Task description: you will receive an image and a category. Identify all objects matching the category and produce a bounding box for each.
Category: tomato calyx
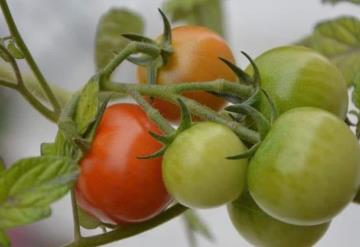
[124,9,173,87]
[138,98,192,159]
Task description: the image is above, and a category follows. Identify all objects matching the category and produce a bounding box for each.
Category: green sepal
[261,88,278,123]
[242,51,260,85]
[218,57,252,84]
[158,9,172,50]
[139,98,192,160]
[77,206,102,230]
[127,54,154,66]
[122,33,156,45]
[227,142,260,160]
[177,98,192,132]
[226,104,270,139]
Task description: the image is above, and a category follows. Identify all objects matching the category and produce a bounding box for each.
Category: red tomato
[137,25,236,122]
[76,103,171,224]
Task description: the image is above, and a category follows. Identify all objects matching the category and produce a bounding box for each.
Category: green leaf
[41,131,77,158]
[164,0,224,36]
[0,158,5,174]
[183,210,214,247]
[352,73,360,108]
[0,156,78,229]
[322,0,360,5]
[95,8,144,70]
[7,40,24,60]
[75,78,99,135]
[297,16,360,86]
[0,230,10,247]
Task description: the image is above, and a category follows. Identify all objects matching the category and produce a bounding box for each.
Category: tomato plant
[246,46,348,118]
[76,103,171,224]
[228,192,330,247]
[248,107,360,226]
[162,122,248,208]
[137,25,237,122]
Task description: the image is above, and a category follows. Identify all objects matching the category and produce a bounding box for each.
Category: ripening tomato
[162,122,248,208]
[76,103,171,224]
[137,26,236,122]
[228,192,330,247]
[248,107,360,226]
[246,46,348,118]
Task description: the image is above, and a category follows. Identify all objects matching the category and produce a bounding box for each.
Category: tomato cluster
[76,25,360,247]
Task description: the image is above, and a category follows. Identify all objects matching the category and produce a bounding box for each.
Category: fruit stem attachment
[102,81,260,144]
[62,204,188,247]
[0,0,61,114]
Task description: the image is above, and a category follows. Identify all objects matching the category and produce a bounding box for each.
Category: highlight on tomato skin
[75,103,172,225]
[137,25,237,122]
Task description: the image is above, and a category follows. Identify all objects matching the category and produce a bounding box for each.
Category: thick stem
[102,82,260,144]
[63,204,188,247]
[125,87,174,135]
[0,0,61,113]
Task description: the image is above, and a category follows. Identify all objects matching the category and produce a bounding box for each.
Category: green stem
[63,204,188,247]
[71,190,82,241]
[99,42,160,81]
[0,45,58,122]
[125,87,174,135]
[0,0,61,113]
[102,82,260,144]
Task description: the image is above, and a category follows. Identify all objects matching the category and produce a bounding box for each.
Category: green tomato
[248,107,360,226]
[162,122,248,208]
[246,46,348,118]
[228,192,330,247]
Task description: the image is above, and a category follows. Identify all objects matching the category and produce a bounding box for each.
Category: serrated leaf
[183,210,214,247]
[7,40,24,59]
[322,0,360,4]
[297,16,360,86]
[75,78,99,135]
[164,0,224,35]
[78,206,102,230]
[95,8,144,70]
[352,74,360,108]
[0,156,78,229]
[0,230,10,247]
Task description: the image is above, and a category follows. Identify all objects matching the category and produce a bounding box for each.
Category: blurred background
[0,0,360,246]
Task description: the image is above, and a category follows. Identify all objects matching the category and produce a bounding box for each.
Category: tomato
[246,46,348,118]
[76,103,171,224]
[137,26,236,122]
[162,122,248,208]
[248,107,360,226]
[228,191,330,247]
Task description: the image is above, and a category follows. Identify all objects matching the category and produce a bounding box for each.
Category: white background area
[1,0,360,246]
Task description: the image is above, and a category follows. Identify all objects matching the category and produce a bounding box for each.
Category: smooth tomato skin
[228,192,330,247]
[162,122,248,208]
[137,26,237,122]
[246,46,348,118]
[76,103,171,224]
[248,107,360,226]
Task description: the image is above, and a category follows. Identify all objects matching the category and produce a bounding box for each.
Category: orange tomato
[137,26,236,122]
